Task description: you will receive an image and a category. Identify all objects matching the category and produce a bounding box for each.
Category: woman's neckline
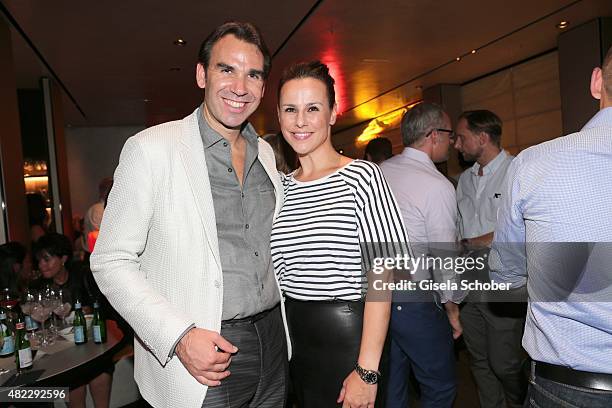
[290,159,357,185]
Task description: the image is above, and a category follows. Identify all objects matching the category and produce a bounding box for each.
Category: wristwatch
[354,363,381,384]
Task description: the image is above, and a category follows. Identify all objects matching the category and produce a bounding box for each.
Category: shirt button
[396,305,402,311]
[228,168,233,173]
[241,192,245,198]
[254,251,259,257]
[223,142,228,147]
[245,224,250,229]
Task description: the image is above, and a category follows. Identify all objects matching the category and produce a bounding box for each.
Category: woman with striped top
[271,61,409,408]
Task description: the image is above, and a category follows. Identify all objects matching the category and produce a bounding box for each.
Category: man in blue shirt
[490,46,612,407]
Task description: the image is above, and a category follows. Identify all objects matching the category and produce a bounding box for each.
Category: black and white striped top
[271,160,409,301]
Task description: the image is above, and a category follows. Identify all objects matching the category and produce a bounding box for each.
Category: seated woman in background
[0,242,32,294]
[32,233,113,408]
[271,61,409,408]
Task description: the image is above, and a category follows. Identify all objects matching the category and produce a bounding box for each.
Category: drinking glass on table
[31,293,53,348]
[20,289,39,335]
[42,287,59,345]
[53,288,71,329]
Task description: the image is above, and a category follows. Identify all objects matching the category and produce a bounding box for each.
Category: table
[0,320,124,387]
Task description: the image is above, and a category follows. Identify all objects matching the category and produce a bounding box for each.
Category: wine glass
[20,289,38,343]
[31,293,52,348]
[42,288,58,345]
[53,289,72,329]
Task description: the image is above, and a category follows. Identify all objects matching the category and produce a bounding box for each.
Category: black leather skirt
[285,298,387,408]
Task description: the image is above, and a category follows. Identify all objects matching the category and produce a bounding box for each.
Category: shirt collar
[399,147,437,170]
[582,107,612,130]
[470,150,507,176]
[196,104,259,150]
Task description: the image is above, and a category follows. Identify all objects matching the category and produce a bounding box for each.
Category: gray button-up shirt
[197,106,279,320]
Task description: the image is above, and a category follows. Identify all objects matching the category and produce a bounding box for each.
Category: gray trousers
[202,306,288,408]
[460,302,527,408]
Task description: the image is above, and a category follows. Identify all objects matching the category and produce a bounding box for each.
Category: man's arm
[489,158,527,288]
[426,182,467,303]
[91,136,195,363]
[426,181,465,338]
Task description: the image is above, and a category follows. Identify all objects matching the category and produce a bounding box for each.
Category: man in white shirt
[381,102,463,408]
[490,46,612,407]
[454,110,526,408]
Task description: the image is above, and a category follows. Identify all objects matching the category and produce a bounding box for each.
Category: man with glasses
[454,110,526,408]
[381,102,464,408]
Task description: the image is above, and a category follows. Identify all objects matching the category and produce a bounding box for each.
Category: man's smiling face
[196,34,265,134]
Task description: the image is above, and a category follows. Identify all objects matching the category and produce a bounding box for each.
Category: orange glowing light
[355,102,420,146]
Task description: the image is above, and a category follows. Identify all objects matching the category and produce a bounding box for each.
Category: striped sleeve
[343,162,412,269]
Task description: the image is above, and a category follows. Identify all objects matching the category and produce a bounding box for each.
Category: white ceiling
[3,0,612,136]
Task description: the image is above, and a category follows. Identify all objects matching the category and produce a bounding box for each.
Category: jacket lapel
[179,110,221,269]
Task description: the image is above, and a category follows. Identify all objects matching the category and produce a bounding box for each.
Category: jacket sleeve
[90,136,194,365]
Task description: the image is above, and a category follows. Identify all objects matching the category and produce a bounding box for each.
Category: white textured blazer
[91,108,291,408]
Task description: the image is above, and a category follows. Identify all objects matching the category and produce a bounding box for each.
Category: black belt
[534,361,612,392]
[221,304,278,327]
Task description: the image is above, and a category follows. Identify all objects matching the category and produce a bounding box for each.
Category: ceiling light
[456,57,461,61]
[173,38,187,46]
[143,99,151,103]
[471,49,477,54]
[415,85,423,90]
[556,21,570,30]
[361,58,390,64]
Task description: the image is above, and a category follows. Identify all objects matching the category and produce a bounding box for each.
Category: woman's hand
[337,370,377,408]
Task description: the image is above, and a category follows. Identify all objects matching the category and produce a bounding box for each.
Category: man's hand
[444,302,462,339]
[175,328,238,386]
[337,370,377,408]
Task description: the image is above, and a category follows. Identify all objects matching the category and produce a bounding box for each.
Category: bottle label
[18,347,32,368]
[0,335,14,355]
[93,326,102,342]
[74,326,85,343]
[25,316,39,331]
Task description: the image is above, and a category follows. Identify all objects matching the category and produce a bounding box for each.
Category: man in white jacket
[91,21,290,407]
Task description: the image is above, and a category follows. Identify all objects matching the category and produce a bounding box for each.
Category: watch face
[364,371,379,384]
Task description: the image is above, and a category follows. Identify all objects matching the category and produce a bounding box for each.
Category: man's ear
[196,63,207,89]
[479,131,489,146]
[591,67,603,100]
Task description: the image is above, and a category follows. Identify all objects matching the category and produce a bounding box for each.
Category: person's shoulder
[129,119,183,147]
[341,160,383,183]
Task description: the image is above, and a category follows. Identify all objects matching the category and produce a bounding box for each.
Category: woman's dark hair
[33,233,72,262]
[198,21,271,79]
[278,60,336,109]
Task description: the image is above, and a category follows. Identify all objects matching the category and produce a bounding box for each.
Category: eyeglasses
[426,128,454,138]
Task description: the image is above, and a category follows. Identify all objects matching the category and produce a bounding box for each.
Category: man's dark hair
[458,110,503,147]
[401,102,446,147]
[33,233,72,262]
[198,21,271,79]
[364,138,393,164]
[278,60,336,109]
[603,45,612,99]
